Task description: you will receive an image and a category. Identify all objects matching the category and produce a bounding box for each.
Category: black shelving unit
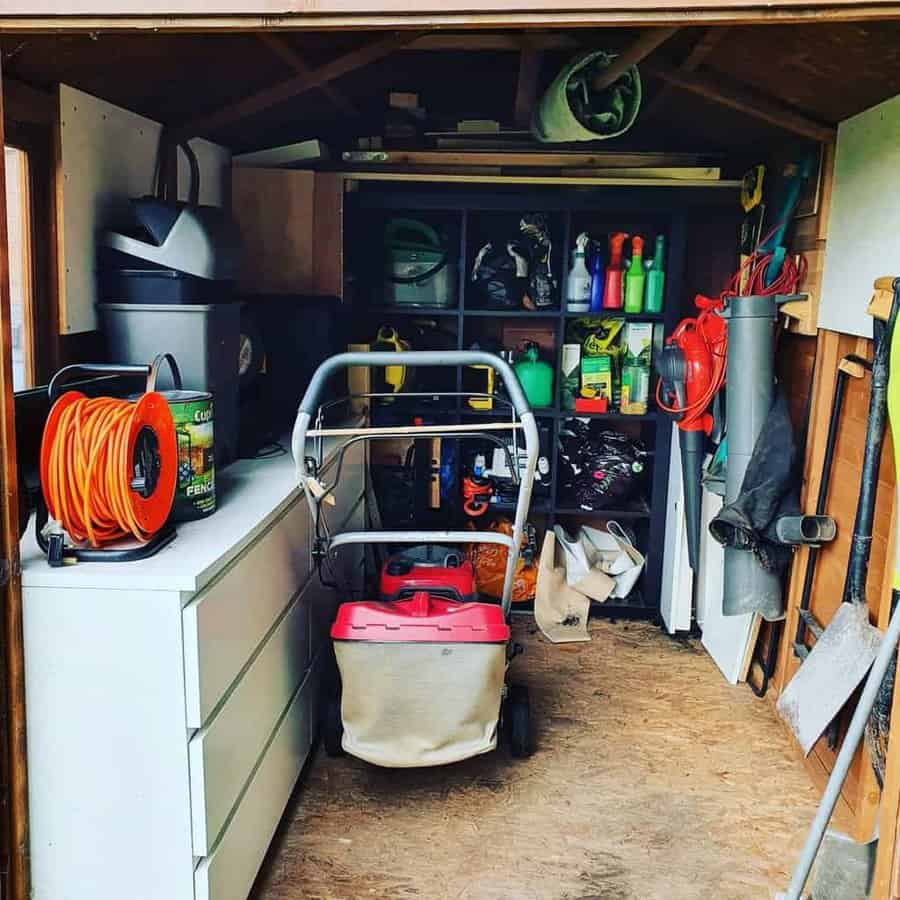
[346,183,730,618]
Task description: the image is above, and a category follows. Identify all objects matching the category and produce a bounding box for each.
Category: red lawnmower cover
[332,591,509,643]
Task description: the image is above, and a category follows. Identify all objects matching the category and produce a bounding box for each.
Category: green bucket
[532,50,642,143]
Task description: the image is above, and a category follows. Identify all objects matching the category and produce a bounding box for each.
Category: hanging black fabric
[709,388,800,573]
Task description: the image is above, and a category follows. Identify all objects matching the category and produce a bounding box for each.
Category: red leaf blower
[656,295,727,570]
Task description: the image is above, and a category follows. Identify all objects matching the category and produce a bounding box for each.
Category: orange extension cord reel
[37,358,179,564]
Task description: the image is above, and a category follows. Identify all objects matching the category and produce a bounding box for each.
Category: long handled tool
[777,291,900,753]
[778,278,900,899]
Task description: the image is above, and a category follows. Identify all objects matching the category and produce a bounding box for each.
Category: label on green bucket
[166,392,215,520]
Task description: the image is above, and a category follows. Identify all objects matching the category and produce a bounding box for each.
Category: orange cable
[42,395,166,547]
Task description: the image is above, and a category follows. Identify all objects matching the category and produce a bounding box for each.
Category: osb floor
[252,619,829,900]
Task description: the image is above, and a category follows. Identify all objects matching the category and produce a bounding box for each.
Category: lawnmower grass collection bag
[333,593,509,767]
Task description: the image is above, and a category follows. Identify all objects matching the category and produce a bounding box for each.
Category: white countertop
[20,437,335,594]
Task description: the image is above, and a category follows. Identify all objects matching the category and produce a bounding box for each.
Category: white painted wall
[58,84,231,334]
[819,92,900,339]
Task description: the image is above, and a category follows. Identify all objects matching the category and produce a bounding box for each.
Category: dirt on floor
[252,618,834,900]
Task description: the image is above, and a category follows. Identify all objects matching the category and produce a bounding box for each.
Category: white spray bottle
[566,232,592,313]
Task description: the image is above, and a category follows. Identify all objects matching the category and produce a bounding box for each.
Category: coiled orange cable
[41,392,177,547]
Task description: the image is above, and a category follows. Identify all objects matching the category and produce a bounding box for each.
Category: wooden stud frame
[0,57,29,900]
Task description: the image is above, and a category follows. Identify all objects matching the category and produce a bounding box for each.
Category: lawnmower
[292,350,539,767]
[379,545,477,602]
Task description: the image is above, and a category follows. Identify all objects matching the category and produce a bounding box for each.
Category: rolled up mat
[532,50,641,143]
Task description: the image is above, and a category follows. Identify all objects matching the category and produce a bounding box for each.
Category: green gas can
[513,342,554,409]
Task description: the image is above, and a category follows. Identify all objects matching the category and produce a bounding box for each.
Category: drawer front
[189,583,311,855]
[194,653,322,900]
[183,499,310,728]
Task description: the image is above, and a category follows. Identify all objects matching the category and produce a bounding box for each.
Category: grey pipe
[779,587,900,900]
[775,515,837,546]
[722,295,784,620]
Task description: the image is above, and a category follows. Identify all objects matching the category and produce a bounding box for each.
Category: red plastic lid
[332,592,510,643]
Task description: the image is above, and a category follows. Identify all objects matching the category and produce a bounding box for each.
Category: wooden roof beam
[256,33,358,117]
[176,30,421,140]
[591,26,679,92]
[513,39,543,129]
[642,26,730,120]
[644,62,837,143]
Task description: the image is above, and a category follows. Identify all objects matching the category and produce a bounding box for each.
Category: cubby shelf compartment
[346,182,726,620]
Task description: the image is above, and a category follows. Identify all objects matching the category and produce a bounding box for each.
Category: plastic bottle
[589,242,605,312]
[645,234,666,314]
[566,232,592,313]
[513,342,554,408]
[602,232,628,310]
[624,235,645,314]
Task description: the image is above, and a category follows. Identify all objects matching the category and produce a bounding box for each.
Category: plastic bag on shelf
[557,421,648,510]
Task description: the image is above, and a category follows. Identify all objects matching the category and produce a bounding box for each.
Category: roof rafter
[256,33,358,117]
[644,61,837,142]
[176,30,422,139]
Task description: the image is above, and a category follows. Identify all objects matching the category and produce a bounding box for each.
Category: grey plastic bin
[98,302,239,465]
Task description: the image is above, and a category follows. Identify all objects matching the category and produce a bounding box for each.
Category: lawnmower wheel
[322,695,344,757]
[506,684,533,759]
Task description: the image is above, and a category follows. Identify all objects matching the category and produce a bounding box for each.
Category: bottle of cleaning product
[589,242,605,312]
[624,235,645,314]
[602,232,628,310]
[645,234,666,314]
[566,232,592,313]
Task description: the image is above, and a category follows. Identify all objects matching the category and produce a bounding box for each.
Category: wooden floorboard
[252,619,847,900]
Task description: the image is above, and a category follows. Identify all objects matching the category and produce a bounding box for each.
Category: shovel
[777,287,900,754]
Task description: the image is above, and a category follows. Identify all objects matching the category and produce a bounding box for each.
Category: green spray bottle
[624,235,645,314]
[645,235,666,314]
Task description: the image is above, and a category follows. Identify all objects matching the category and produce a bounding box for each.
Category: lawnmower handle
[297,350,532,419]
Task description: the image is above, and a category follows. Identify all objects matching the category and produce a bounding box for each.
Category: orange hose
[42,394,173,547]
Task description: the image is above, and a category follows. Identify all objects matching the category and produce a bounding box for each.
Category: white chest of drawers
[20,442,363,900]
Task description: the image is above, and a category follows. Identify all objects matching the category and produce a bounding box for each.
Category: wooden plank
[339,170,742,189]
[817,141,837,244]
[342,150,716,168]
[256,33,357,116]
[6,0,900,19]
[513,42,543,130]
[774,329,840,698]
[0,57,29,900]
[644,62,837,143]
[232,168,315,294]
[178,31,420,139]
[591,27,679,92]
[7,6,900,31]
